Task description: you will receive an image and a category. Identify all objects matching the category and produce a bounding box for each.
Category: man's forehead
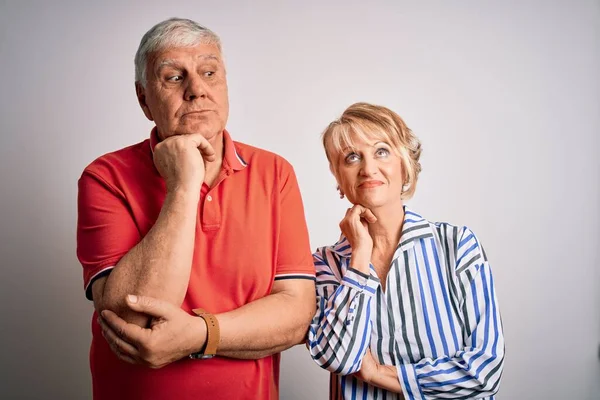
[157,54,220,66]
[151,45,223,65]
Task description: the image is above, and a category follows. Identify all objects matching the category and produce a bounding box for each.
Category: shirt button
[206,195,212,202]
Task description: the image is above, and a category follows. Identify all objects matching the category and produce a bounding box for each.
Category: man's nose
[184,74,207,101]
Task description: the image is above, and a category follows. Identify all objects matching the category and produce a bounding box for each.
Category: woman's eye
[345,153,360,163]
[375,148,390,157]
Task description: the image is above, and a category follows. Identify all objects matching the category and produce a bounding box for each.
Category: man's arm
[98,278,315,366]
[215,278,315,359]
[81,133,214,327]
[91,187,200,327]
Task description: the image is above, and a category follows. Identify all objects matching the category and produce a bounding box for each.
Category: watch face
[189,353,215,360]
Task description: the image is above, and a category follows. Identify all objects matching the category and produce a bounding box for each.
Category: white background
[1,1,599,399]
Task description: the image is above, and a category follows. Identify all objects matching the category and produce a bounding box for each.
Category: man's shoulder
[81,139,151,181]
[82,139,153,182]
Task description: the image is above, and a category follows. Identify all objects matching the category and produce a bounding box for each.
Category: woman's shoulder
[407,208,488,271]
[313,234,350,263]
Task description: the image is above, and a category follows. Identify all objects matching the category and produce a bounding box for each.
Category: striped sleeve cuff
[397,363,425,400]
[274,273,316,281]
[341,267,380,296]
[84,266,115,301]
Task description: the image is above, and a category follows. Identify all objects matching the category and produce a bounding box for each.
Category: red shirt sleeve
[76,168,141,299]
[274,161,315,280]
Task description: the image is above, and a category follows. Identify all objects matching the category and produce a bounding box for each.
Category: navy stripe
[308,208,504,399]
[274,275,316,281]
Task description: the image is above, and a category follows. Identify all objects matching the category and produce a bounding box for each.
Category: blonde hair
[322,102,422,199]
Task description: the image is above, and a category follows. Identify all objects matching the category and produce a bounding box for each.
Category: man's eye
[375,148,390,157]
[167,75,183,82]
[345,153,360,163]
[204,71,215,77]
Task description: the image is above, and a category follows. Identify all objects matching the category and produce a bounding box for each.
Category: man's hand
[98,295,207,369]
[340,204,377,273]
[153,133,216,192]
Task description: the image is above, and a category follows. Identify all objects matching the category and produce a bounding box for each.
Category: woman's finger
[360,208,377,223]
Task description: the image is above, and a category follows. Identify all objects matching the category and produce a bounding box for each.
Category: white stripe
[308,208,504,399]
[274,273,315,279]
[234,148,247,166]
[84,265,115,294]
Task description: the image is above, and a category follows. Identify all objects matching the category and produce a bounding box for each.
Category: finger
[100,309,147,344]
[116,353,138,365]
[110,341,138,365]
[125,294,176,320]
[186,133,216,161]
[349,205,367,219]
[98,317,140,358]
[360,209,377,223]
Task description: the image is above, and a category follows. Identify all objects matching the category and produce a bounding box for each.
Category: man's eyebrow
[156,59,180,71]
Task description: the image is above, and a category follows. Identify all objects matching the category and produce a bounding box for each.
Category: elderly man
[76,18,316,399]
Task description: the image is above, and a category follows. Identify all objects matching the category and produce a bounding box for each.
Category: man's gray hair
[134,18,222,86]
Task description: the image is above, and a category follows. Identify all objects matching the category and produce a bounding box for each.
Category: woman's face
[329,133,405,210]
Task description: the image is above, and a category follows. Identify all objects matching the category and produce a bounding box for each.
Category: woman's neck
[368,200,405,252]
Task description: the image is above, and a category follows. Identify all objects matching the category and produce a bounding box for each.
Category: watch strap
[189,308,220,359]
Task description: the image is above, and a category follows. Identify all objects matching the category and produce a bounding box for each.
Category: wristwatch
[189,308,220,359]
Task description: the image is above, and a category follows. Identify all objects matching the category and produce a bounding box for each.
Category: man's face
[136,43,229,141]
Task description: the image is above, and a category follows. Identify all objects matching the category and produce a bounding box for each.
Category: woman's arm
[307,246,380,375]
[353,350,404,395]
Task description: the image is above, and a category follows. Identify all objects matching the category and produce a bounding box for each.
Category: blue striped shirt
[308,208,504,399]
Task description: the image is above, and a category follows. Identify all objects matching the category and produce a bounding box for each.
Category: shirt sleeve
[307,245,381,375]
[273,161,315,281]
[77,168,141,300]
[397,227,505,399]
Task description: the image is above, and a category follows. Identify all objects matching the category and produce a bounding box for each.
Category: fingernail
[127,294,138,304]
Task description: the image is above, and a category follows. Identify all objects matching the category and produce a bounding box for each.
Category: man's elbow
[284,298,315,347]
[92,278,149,327]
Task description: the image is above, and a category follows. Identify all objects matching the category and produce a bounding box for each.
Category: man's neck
[204,132,225,187]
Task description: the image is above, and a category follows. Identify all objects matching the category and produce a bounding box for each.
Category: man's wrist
[167,183,201,198]
[189,314,208,355]
[188,309,220,359]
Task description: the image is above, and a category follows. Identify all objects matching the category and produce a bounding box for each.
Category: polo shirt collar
[330,206,434,258]
[149,127,248,171]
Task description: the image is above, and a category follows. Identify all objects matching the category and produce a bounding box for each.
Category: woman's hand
[353,350,404,395]
[353,349,379,384]
[339,205,376,273]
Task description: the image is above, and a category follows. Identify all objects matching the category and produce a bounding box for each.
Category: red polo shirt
[77,128,315,400]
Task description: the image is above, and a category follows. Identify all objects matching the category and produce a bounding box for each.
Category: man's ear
[136,82,154,121]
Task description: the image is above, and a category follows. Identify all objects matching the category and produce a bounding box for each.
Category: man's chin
[161,125,223,140]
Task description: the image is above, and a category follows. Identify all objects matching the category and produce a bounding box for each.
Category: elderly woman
[308,103,504,399]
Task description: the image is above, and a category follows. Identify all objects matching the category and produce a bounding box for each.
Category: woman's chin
[352,196,385,209]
